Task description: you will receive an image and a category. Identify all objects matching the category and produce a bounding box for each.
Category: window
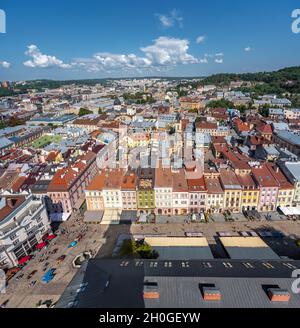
[9,233,17,240]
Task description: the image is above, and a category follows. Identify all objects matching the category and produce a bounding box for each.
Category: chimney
[143,281,160,300]
[268,288,290,303]
[202,286,222,301]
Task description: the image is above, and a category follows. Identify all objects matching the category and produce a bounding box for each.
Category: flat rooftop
[219,237,280,260]
[145,237,214,260]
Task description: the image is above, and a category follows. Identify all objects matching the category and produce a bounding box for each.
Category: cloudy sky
[0,0,300,80]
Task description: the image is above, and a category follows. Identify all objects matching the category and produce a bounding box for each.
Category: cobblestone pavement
[1,217,300,308]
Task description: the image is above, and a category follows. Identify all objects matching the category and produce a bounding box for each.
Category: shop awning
[47,234,56,241]
[36,242,47,249]
[279,207,300,216]
[18,256,31,264]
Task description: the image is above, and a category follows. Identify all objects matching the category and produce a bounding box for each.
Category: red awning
[18,256,31,264]
[36,242,47,249]
[47,234,56,241]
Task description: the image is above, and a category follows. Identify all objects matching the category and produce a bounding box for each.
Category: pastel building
[219,169,242,213]
[187,176,207,214]
[251,165,279,212]
[154,167,173,215]
[237,174,259,211]
[278,161,300,206]
[205,177,224,213]
[102,170,125,210]
[47,151,98,220]
[121,171,138,211]
[172,169,189,215]
[267,163,294,208]
[137,168,155,214]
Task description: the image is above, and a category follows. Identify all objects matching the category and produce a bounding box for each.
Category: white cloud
[156,9,183,28]
[196,35,206,44]
[73,37,198,73]
[23,45,72,69]
[141,37,198,66]
[215,52,224,57]
[215,58,224,64]
[244,46,253,52]
[199,58,208,64]
[0,61,11,69]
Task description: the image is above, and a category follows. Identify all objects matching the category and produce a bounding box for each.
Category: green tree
[78,108,93,116]
[206,99,234,109]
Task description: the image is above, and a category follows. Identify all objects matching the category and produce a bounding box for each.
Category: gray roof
[285,162,300,180]
[222,246,280,260]
[0,137,14,149]
[56,259,300,308]
[152,246,214,260]
[276,130,300,147]
[269,108,284,115]
[263,145,280,157]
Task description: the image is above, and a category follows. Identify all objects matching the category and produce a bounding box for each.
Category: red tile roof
[266,163,294,189]
[48,152,96,192]
[187,176,207,192]
[251,164,279,188]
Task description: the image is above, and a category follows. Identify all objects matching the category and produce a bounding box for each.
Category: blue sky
[0,0,300,80]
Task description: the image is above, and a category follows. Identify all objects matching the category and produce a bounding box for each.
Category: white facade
[154,187,173,215]
[121,190,137,210]
[0,193,51,269]
[189,192,206,213]
[172,192,189,215]
[103,189,123,209]
[207,193,224,213]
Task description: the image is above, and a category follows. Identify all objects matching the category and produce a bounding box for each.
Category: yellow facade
[240,189,259,211]
[277,188,295,208]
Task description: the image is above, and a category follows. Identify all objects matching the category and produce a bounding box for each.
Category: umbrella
[36,242,47,249]
[18,256,31,264]
[47,234,56,241]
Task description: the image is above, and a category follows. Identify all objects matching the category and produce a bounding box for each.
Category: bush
[120,240,159,259]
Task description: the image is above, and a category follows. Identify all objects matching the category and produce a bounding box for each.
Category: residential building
[47,151,98,220]
[137,168,155,214]
[85,172,105,211]
[180,97,202,111]
[187,176,207,214]
[205,177,224,213]
[121,171,137,211]
[0,193,51,269]
[278,161,300,206]
[273,130,300,157]
[102,169,125,210]
[267,163,294,208]
[154,167,173,215]
[237,174,259,211]
[284,108,300,120]
[219,169,242,213]
[251,165,279,212]
[172,169,189,215]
